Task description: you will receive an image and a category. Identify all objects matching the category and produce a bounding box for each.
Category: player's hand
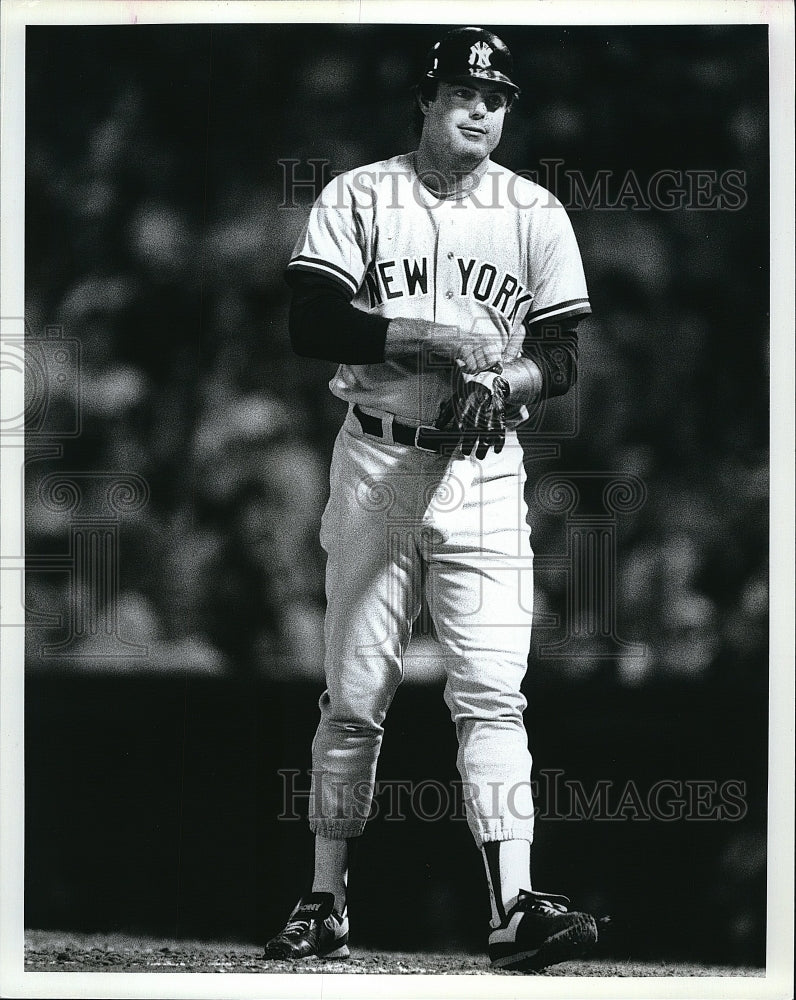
[455,341,505,375]
[436,366,510,459]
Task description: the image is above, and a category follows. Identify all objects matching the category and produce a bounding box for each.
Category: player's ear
[415,79,438,115]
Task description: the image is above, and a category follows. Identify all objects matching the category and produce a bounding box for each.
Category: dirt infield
[24,930,763,977]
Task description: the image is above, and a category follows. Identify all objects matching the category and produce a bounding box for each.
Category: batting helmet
[422,26,521,98]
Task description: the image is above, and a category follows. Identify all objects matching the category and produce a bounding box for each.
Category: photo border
[1,2,793,998]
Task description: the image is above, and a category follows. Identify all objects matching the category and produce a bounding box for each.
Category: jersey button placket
[436,204,459,319]
[446,248,455,299]
[443,210,461,308]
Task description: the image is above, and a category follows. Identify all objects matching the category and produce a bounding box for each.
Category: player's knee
[317,689,389,735]
[447,694,527,730]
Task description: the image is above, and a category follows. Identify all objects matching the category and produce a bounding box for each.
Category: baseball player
[265,27,598,971]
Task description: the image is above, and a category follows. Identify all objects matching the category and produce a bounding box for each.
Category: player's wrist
[385,317,459,363]
[499,358,543,407]
[384,317,416,360]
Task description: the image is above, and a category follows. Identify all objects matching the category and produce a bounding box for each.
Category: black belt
[352,404,459,454]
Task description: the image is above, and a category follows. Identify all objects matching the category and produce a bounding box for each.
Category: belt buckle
[414,425,439,453]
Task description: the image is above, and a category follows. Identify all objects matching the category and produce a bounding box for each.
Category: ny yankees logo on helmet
[422,27,521,99]
[469,41,493,70]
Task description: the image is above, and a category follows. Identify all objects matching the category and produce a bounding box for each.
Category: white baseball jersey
[287,153,590,424]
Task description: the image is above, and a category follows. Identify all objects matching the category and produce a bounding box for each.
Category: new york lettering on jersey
[363,254,532,323]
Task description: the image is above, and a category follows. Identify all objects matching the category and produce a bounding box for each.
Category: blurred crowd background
[24,22,768,687]
[22,21,770,961]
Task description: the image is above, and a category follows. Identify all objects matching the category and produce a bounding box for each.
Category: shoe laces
[533,899,568,915]
[283,917,311,938]
[517,891,569,915]
[283,909,342,938]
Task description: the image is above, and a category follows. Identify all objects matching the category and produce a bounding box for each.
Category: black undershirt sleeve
[286,270,389,363]
[520,318,580,400]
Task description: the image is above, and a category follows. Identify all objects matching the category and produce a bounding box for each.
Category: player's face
[423,81,509,164]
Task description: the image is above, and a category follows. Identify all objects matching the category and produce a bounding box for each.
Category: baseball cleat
[264,892,350,960]
[488,890,598,972]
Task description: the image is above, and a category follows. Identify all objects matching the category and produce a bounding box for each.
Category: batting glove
[436,366,510,460]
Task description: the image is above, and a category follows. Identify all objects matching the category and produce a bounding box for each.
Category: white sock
[311,835,348,917]
[482,840,531,927]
